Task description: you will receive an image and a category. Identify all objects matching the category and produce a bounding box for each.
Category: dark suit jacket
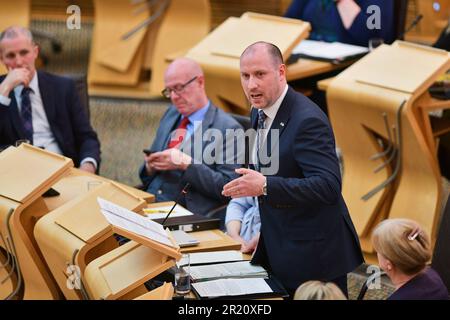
[251,87,364,292]
[388,267,449,300]
[139,103,243,216]
[0,71,100,167]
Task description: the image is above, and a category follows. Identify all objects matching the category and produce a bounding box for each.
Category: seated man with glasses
[139,58,243,218]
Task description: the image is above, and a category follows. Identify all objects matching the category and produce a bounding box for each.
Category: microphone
[400,14,423,40]
[161,183,190,226]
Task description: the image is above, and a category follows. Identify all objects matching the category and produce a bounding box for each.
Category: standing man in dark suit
[139,58,242,217]
[0,26,100,173]
[222,42,363,297]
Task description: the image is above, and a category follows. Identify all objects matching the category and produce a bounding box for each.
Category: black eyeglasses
[161,76,198,98]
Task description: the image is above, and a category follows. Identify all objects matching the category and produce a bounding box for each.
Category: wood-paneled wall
[32,0,94,20]
[29,0,450,42]
[31,0,286,27]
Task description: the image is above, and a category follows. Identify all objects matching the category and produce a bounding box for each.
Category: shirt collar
[14,71,39,96]
[257,84,288,121]
[184,100,210,123]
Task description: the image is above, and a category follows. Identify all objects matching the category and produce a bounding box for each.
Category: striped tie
[20,87,33,144]
[256,109,266,171]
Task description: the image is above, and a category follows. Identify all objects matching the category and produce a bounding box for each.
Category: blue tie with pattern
[20,87,33,144]
[256,109,267,171]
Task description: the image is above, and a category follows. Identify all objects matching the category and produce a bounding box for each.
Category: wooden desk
[35,171,153,300]
[83,229,237,299]
[287,59,348,82]
[181,229,241,253]
[84,240,178,300]
[0,145,73,300]
[0,144,155,300]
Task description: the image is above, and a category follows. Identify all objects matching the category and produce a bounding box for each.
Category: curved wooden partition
[88,0,211,98]
[0,145,154,300]
[327,41,450,262]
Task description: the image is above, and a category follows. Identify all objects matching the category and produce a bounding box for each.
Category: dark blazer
[251,87,364,292]
[388,267,449,300]
[0,71,100,167]
[285,0,395,46]
[139,103,243,216]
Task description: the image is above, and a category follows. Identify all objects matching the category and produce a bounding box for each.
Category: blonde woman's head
[371,218,431,275]
[294,280,347,300]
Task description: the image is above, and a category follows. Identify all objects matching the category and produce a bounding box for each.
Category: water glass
[175,254,191,295]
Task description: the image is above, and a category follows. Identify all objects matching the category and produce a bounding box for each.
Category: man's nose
[248,76,258,90]
[14,56,23,67]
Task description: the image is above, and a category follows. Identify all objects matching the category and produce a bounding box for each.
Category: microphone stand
[400,14,423,40]
[161,183,190,226]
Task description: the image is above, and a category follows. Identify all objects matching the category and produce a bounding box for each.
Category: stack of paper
[97,197,175,248]
[291,39,369,63]
[144,204,193,220]
[178,250,245,267]
[192,278,273,298]
[189,261,268,282]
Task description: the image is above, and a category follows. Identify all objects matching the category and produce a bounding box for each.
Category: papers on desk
[97,197,175,248]
[178,250,245,267]
[143,204,193,220]
[192,278,273,298]
[189,261,268,282]
[291,40,369,64]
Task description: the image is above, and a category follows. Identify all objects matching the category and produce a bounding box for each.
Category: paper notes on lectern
[97,198,175,248]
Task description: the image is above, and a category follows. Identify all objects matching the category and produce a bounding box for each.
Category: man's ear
[33,44,40,59]
[279,63,286,78]
[197,75,205,88]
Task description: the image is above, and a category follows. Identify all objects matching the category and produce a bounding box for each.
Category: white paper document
[178,250,245,267]
[292,40,368,61]
[97,197,175,248]
[190,261,268,281]
[192,278,272,298]
[177,250,244,266]
[144,204,194,220]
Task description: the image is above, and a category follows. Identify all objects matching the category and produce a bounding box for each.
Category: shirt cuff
[80,157,98,170]
[0,94,12,106]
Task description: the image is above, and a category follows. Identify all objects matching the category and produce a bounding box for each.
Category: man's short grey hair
[0,26,34,44]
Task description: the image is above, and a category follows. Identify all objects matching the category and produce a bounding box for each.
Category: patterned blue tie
[20,87,33,144]
[256,109,267,171]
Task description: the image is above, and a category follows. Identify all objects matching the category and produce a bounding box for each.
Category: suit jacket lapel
[182,103,215,157]
[266,90,292,157]
[38,71,57,127]
[254,87,293,165]
[9,93,27,139]
[158,107,181,151]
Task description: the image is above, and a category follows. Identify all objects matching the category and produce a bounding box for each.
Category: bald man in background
[139,58,242,217]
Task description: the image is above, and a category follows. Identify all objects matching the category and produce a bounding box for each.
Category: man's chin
[250,100,267,109]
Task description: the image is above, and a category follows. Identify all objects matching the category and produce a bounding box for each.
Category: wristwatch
[262,178,267,196]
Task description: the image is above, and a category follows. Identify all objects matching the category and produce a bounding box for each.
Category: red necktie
[167,117,190,149]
